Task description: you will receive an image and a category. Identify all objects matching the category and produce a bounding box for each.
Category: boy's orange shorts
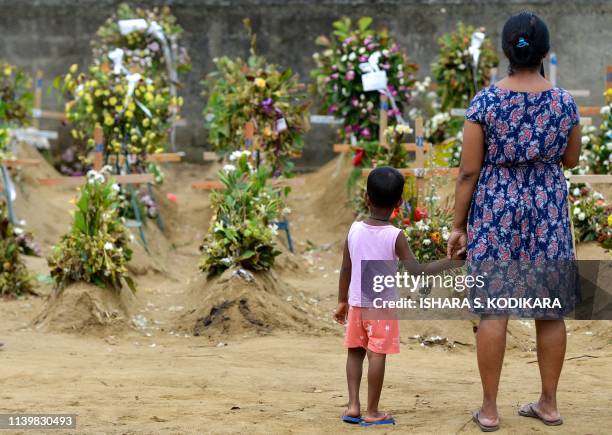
[344,305,400,354]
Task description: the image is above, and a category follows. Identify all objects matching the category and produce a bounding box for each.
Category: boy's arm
[396,232,462,275]
[334,237,352,324]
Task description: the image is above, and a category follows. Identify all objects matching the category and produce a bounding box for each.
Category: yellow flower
[71,129,79,139]
[608,214,612,227]
[254,78,266,88]
[145,92,154,102]
[142,118,150,127]
[109,96,117,106]
[127,101,136,111]
[87,138,95,147]
[104,115,114,126]
[3,66,12,76]
[94,89,103,97]
[152,118,159,126]
[69,64,78,74]
[125,110,133,119]
[115,105,123,113]
[263,127,272,136]
[86,105,93,113]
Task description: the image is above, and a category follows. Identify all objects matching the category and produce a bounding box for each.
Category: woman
[447,12,581,432]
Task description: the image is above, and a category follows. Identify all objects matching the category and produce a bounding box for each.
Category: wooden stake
[93,125,104,171]
[379,94,388,148]
[32,70,43,129]
[414,117,425,208]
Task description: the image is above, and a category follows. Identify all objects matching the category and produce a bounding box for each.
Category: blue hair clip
[516,37,529,48]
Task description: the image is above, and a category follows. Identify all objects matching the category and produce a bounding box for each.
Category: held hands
[447,228,468,260]
[334,302,349,324]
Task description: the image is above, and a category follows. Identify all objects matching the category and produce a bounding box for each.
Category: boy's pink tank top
[347,221,401,307]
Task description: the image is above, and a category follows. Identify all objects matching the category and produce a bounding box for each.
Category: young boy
[334,166,463,426]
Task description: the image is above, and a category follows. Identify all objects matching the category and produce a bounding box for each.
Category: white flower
[223,164,236,172]
[423,239,431,246]
[359,47,366,54]
[348,52,356,61]
[573,207,581,215]
[572,188,580,196]
[104,242,114,250]
[229,150,251,161]
[213,221,224,233]
[382,49,389,57]
[578,212,586,221]
[341,54,348,62]
[458,64,466,70]
[442,232,449,241]
[14,227,23,235]
[581,136,590,146]
[269,223,278,235]
[282,207,292,215]
[593,191,604,200]
[111,183,120,192]
[601,105,611,116]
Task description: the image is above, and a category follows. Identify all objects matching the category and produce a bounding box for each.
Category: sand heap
[176,266,330,340]
[33,283,136,336]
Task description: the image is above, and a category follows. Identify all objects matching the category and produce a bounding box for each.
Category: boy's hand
[334,302,349,324]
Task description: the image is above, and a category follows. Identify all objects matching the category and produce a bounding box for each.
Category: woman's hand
[447,228,468,259]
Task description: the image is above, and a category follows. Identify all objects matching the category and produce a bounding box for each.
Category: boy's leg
[364,349,388,421]
[345,347,366,417]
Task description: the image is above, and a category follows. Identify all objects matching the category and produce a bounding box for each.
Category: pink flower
[359,55,369,62]
[345,70,355,81]
[330,73,339,80]
[166,193,177,204]
[351,98,359,107]
[360,128,371,138]
[328,105,338,114]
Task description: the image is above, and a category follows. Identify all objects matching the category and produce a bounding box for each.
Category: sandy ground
[1,147,611,434]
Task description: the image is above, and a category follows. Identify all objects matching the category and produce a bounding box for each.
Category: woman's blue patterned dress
[465,85,579,262]
[464,85,580,318]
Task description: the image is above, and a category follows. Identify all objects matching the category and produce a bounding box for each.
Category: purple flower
[351,98,360,107]
[352,124,361,133]
[344,125,353,134]
[328,104,338,114]
[367,43,376,51]
[331,73,339,80]
[261,98,274,109]
[148,42,160,52]
[345,70,355,81]
[381,63,390,70]
[331,64,338,71]
[364,37,372,45]
[391,43,400,53]
[359,55,369,63]
[360,128,371,138]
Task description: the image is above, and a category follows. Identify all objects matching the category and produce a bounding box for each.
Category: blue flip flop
[360,416,396,426]
[341,415,362,424]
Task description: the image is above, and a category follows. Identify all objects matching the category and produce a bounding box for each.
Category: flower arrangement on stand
[91,2,191,80]
[311,16,418,142]
[568,183,611,247]
[576,90,612,174]
[0,199,37,297]
[199,151,288,275]
[203,21,310,177]
[48,167,135,291]
[431,22,499,112]
[0,61,33,126]
[403,208,453,261]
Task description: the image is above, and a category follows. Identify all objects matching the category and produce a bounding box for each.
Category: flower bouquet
[203,22,310,176]
[403,207,453,261]
[0,199,35,297]
[0,61,33,127]
[199,151,287,275]
[48,167,135,291]
[91,3,191,80]
[311,16,418,141]
[568,184,611,245]
[577,90,612,174]
[431,22,498,112]
[56,64,177,159]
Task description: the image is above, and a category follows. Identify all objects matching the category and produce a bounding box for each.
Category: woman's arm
[562,125,582,168]
[447,120,485,258]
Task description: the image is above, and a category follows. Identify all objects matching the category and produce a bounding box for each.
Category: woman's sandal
[472,410,500,432]
[518,403,563,426]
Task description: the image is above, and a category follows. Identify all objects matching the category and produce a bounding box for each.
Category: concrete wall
[1,0,611,168]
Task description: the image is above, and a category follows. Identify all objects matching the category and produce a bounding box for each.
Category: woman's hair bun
[502,12,550,72]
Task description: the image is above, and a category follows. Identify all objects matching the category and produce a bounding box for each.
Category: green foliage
[311,16,418,141]
[575,92,611,175]
[404,208,453,261]
[568,184,611,245]
[48,169,135,291]
[0,200,35,298]
[431,22,499,111]
[0,61,33,126]
[199,152,287,275]
[203,25,309,176]
[91,2,191,77]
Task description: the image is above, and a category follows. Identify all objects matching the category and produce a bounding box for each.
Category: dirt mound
[175,267,331,340]
[33,283,136,336]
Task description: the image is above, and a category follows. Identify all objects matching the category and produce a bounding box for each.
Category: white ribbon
[125,73,142,107]
[118,19,148,35]
[108,48,125,75]
[469,31,485,71]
